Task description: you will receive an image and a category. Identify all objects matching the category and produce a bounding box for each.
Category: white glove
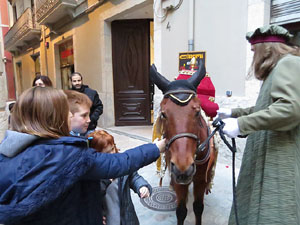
[217,108,232,119]
[222,118,240,138]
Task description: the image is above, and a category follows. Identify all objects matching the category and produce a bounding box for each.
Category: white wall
[155,0,248,97]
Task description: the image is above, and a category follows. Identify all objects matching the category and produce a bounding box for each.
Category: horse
[150,63,217,225]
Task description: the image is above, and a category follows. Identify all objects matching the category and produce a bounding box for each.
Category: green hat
[246,25,293,44]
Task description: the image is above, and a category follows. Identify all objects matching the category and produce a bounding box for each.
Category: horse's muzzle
[170,162,196,185]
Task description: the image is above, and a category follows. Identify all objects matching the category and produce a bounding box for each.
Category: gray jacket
[102,172,152,225]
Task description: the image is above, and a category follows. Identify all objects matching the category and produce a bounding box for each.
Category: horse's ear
[188,60,206,88]
[150,64,170,92]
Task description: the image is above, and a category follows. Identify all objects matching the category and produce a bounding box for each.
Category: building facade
[4,0,300,128]
[0,0,15,140]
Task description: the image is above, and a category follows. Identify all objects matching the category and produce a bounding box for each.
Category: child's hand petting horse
[139,186,150,198]
[154,138,166,153]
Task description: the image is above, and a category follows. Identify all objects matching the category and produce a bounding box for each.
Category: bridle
[163,90,210,165]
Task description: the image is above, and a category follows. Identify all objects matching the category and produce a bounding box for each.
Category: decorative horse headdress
[150,61,206,106]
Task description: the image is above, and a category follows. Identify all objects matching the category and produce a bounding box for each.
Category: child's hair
[63,90,92,114]
[8,102,15,112]
[32,75,53,87]
[88,130,119,153]
[10,87,70,138]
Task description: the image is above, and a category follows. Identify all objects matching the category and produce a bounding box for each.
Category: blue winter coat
[0,131,159,225]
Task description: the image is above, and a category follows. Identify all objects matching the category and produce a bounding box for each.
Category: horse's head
[151,62,207,185]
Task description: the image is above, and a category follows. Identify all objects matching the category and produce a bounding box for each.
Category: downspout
[42,25,48,76]
[188,0,195,51]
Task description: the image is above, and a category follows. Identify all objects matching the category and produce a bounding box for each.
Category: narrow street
[104,126,245,225]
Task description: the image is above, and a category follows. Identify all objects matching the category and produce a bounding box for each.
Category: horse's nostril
[186,163,196,177]
[170,162,176,171]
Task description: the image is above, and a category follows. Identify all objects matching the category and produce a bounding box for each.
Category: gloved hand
[217,108,232,119]
[222,118,240,138]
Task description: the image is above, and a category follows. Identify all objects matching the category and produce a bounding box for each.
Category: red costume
[177,71,219,118]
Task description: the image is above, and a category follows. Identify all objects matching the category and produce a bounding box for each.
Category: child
[0,86,165,225]
[7,102,15,128]
[32,75,53,87]
[64,90,92,137]
[88,130,151,225]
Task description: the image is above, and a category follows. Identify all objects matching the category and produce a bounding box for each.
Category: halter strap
[165,133,200,152]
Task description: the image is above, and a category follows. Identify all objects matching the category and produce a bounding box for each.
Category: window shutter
[271,0,300,25]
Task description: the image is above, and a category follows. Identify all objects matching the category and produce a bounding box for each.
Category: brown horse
[150,63,217,225]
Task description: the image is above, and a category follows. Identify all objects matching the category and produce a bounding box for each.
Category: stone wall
[0,75,8,141]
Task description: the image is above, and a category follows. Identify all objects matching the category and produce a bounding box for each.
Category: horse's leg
[193,176,206,225]
[173,182,189,225]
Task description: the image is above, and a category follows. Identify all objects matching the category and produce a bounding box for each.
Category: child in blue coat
[0,87,165,225]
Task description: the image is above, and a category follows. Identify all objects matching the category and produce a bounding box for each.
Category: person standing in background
[32,75,53,87]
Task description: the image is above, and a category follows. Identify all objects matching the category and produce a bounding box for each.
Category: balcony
[36,0,85,28]
[4,8,41,53]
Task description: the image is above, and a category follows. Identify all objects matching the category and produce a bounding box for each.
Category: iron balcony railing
[36,0,79,24]
[4,8,41,52]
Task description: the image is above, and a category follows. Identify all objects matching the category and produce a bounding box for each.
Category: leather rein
[163,90,210,165]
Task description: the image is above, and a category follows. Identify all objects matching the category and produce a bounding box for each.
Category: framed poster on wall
[178,51,206,71]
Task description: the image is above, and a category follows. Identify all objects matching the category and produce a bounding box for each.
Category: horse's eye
[195,111,200,117]
[160,112,167,120]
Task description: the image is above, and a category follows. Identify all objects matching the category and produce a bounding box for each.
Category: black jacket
[73,85,103,130]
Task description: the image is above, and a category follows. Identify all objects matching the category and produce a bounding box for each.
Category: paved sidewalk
[103,126,243,225]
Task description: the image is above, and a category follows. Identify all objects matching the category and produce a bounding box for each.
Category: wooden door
[112,19,151,126]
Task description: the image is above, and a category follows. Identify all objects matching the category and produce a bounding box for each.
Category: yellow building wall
[13,48,40,94]
[13,0,153,127]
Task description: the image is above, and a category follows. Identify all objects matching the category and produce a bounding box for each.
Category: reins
[203,118,240,225]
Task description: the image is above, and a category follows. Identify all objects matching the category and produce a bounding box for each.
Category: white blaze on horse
[150,62,218,225]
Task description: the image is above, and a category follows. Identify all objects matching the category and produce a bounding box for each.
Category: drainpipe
[188,0,195,51]
[42,25,48,76]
